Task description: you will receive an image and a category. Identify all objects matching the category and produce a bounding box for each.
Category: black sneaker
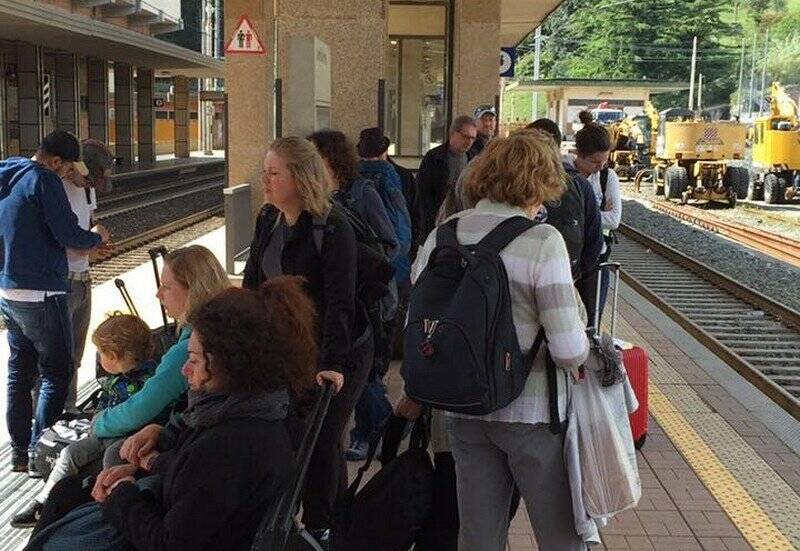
[310,528,332,551]
[10,501,42,528]
[10,448,27,473]
[27,451,42,479]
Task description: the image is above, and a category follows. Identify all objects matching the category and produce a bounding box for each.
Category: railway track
[648,200,800,268]
[91,206,224,269]
[616,224,800,421]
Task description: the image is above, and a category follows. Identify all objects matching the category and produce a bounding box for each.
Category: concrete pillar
[136,68,156,164]
[173,75,189,158]
[17,45,43,156]
[451,0,501,119]
[114,62,135,166]
[55,53,79,135]
[277,0,386,141]
[87,58,108,142]
[225,0,274,210]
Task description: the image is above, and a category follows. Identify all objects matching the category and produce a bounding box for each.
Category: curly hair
[92,313,153,362]
[464,129,566,209]
[188,276,318,395]
[307,130,360,188]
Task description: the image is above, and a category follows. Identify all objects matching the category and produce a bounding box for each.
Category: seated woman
[29,245,230,532]
[27,276,321,551]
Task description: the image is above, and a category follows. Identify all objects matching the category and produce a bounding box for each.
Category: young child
[10,313,157,528]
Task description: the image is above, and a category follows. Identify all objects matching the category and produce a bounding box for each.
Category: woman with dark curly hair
[27,276,320,551]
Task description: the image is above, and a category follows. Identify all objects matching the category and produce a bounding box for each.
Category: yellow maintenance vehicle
[650,108,748,208]
[607,113,653,180]
[749,81,800,204]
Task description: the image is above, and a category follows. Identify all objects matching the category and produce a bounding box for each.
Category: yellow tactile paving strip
[649,387,794,550]
[616,312,800,550]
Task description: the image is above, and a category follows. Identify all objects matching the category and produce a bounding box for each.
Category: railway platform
[0,222,798,551]
[107,154,226,192]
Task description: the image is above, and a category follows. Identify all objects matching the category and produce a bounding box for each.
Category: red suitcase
[594,263,649,450]
[621,346,649,449]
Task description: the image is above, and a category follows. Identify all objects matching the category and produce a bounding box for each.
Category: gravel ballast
[620,198,800,313]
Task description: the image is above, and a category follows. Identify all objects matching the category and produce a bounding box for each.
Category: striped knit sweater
[412,198,589,425]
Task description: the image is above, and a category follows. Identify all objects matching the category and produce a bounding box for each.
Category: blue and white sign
[500,47,517,78]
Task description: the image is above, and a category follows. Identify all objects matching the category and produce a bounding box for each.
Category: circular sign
[500,51,513,75]
[153,98,165,108]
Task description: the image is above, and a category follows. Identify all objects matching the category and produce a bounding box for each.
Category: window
[156,111,169,120]
[386,1,449,157]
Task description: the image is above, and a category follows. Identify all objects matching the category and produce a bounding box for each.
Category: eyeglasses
[458,131,477,142]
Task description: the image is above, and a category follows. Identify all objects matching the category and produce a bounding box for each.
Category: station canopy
[0,0,222,77]
[501,0,564,45]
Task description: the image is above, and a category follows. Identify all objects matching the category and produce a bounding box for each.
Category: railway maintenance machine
[651,108,748,208]
[749,81,800,204]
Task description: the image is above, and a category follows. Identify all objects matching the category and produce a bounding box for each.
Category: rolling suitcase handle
[148,246,171,328]
[592,262,622,340]
[250,382,335,551]
[114,278,140,317]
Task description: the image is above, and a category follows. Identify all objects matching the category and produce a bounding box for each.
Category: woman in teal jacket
[92,245,230,441]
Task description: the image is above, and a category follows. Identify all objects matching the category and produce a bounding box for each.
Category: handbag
[333,415,435,551]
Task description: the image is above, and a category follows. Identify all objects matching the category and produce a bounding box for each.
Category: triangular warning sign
[226,16,266,54]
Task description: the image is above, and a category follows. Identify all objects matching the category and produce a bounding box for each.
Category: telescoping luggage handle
[114,278,139,317]
[592,262,622,340]
[148,246,171,328]
[250,382,335,551]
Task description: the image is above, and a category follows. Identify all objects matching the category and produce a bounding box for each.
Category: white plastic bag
[572,366,641,518]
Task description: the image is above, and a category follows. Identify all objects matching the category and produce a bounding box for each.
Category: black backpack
[546,165,587,280]
[333,415,434,551]
[402,216,550,416]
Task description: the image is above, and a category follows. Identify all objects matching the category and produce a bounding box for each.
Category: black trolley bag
[250,382,335,551]
[333,414,434,551]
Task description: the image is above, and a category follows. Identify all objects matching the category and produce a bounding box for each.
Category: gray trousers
[446,417,586,551]
[66,278,92,411]
[35,435,120,504]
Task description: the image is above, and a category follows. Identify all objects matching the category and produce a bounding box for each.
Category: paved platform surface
[0,222,798,550]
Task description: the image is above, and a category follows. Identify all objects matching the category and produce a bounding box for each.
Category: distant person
[468,105,497,157]
[11,314,157,528]
[566,123,621,324]
[387,152,420,256]
[415,115,477,243]
[0,130,109,476]
[578,110,594,126]
[62,139,114,414]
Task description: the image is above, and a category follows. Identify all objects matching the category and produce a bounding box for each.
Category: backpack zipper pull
[505,352,512,371]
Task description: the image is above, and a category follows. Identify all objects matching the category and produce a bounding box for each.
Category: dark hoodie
[102,390,294,551]
[0,157,101,292]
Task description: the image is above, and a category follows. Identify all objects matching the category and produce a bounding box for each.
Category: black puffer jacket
[242,204,358,373]
[102,398,295,550]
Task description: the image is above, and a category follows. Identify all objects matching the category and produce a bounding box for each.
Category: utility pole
[697,73,703,113]
[759,28,770,116]
[747,33,757,121]
[531,26,542,121]
[736,38,745,117]
[202,0,214,155]
[688,36,697,111]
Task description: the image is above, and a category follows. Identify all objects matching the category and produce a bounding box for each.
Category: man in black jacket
[414,116,477,244]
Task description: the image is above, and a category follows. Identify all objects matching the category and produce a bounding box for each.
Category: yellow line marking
[649,385,795,550]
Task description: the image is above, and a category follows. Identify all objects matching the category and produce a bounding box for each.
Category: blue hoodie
[0,157,101,292]
[358,160,412,283]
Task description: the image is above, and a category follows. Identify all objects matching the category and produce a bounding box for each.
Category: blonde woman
[243,137,362,548]
[399,130,589,551]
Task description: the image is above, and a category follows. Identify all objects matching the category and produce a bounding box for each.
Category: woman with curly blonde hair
[398,130,589,551]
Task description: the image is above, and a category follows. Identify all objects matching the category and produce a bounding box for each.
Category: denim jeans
[350,379,392,444]
[66,278,92,411]
[0,295,73,451]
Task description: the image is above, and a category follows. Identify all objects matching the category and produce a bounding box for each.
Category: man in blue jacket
[0,130,109,475]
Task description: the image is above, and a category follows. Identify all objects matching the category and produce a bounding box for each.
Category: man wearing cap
[469,105,497,157]
[61,139,114,415]
[0,130,109,475]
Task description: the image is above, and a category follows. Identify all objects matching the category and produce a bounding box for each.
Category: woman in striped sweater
[399,129,590,551]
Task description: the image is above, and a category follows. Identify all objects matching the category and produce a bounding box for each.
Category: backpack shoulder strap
[435,217,459,248]
[600,167,609,205]
[311,209,333,256]
[477,216,537,253]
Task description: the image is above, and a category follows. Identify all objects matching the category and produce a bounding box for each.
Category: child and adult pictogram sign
[226,16,265,55]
